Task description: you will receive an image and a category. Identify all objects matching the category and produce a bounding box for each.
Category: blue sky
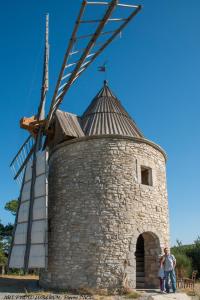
[0,0,200,246]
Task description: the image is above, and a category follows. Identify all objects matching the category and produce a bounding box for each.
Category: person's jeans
[164,270,176,292]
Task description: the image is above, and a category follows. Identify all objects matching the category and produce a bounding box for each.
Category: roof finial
[104,79,108,86]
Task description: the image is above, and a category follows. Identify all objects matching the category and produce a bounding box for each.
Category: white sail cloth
[9,151,48,269]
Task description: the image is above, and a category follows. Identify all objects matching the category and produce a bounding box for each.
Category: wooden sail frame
[46,0,142,129]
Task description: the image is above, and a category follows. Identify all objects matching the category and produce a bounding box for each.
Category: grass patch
[118,286,141,299]
[179,284,200,300]
[24,290,51,296]
[125,291,141,299]
[0,274,39,280]
[93,296,114,300]
[186,290,196,297]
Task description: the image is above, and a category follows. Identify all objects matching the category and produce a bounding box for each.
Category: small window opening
[141,166,152,186]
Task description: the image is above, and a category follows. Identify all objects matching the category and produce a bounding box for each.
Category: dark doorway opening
[135,232,161,289]
[135,234,144,288]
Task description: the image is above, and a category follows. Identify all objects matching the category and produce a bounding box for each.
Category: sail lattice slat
[10,135,35,183]
[46,0,142,128]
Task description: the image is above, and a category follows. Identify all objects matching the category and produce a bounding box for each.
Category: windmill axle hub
[20,116,46,136]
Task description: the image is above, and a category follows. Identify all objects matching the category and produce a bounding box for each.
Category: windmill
[8,0,142,272]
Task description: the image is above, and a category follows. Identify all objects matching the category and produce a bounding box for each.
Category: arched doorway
[135,234,145,288]
[135,232,161,288]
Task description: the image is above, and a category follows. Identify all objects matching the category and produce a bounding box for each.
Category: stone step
[136,276,144,283]
[136,271,144,277]
[136,258,144,262]
[136,282,145,288]
[137,271,144,274]
[137,270,144,274]
[136,258,144,263]
[136,261,144,266]
[136,264,144,269]
[136,254,144,258]
[135,253,144,257]
[136,266,144,270]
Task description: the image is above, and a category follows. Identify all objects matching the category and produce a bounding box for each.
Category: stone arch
[139,231,161,288]
[128,229,163,289]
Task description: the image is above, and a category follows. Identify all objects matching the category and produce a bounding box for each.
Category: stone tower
[40,81,170,290]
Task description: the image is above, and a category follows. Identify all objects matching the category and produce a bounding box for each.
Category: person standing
[158,256,166,293]
[162,247,176,293]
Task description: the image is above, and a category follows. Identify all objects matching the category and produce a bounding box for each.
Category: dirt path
[145,293,193,299]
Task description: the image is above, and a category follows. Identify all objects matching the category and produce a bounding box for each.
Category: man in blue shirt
[162,247,176,293]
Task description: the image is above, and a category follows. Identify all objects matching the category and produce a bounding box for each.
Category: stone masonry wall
[40,136,170,290]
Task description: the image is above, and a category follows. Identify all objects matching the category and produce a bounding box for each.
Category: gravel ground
[0,276,197,300]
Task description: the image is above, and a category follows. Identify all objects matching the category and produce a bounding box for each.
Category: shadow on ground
[0,276,39,293]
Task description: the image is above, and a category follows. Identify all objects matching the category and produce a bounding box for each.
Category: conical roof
[81,81,143,138]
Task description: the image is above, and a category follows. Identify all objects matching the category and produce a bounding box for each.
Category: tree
[0,223,14,254]
[4,199,19,216]
[176,239,182,247]
[2,224,14,237]
[194,236,200,248]
[0,200,19,271]
[0,221,7,266]
[0,199,18,262]
[0,241,7,265]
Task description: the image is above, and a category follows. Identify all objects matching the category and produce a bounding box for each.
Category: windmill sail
[9,14,49,270]
[9,151,48,268]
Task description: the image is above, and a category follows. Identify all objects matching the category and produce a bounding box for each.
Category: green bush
[174,252,192,278]
[0,250,7,265]
[171,237,200,278]
[0,229,7,266]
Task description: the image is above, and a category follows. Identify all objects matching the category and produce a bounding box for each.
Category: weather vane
[98,61,108,80]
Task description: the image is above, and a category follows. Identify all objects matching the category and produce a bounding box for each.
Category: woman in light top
[158,255,166,293]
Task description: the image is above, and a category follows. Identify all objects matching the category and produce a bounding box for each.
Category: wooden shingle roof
[55,110,84,138]
[47,111,85,148]
[81,81,143,138]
